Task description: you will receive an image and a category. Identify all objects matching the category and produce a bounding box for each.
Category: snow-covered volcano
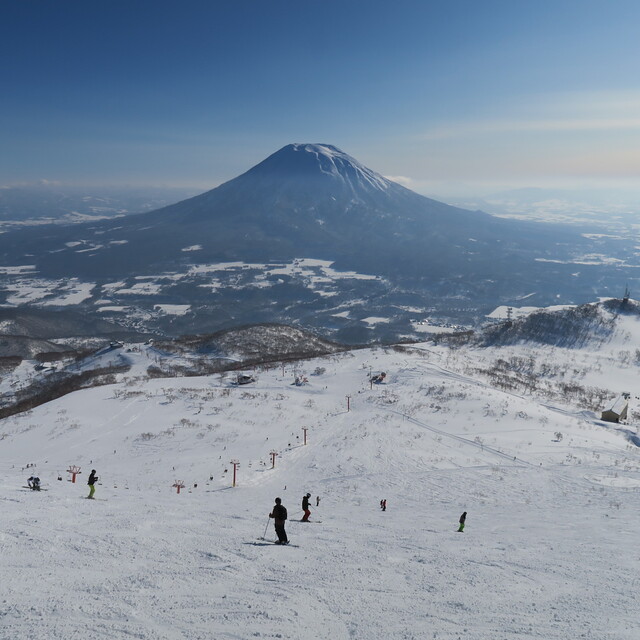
[2,143,586,282]
[0,144,635,341]
[141,141,480,235]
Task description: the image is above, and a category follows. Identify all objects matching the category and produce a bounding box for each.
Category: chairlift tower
[67,465,81,483]
[172,480,185,494]
[230,460,240,487]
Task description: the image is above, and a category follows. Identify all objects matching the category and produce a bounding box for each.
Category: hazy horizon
[3,170,640,206]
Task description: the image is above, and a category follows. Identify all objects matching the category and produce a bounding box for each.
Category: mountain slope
[477,298,640,349]
[0,144,588,282]
[0,339,638,639]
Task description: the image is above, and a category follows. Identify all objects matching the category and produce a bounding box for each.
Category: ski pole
[262,516,270,540]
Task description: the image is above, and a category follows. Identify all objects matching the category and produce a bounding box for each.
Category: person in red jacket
[301,493,311,521]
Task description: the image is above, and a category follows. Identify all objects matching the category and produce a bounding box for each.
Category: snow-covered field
[0,258,384,311]
[1,334,640,639]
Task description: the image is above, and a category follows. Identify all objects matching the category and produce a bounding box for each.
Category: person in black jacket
[269,497,288,544]
[458,511,467,532]
[87,469,98,499]
[301,492,311,521]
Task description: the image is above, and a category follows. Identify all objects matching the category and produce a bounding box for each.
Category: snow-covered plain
[0,258,384,310]
[1,334,640,639]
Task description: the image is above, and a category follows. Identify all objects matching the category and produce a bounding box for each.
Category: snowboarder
[301,493,311,521]
[27,476,40,491]
[458,511,467,532]
[380,499,386,511]
[87,469,98,499]
[269,497,288,544]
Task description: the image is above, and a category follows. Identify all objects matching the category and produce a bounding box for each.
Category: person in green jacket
[87,469,98,499]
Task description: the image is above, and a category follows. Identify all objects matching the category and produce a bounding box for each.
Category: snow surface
[39,280,95,306]
[153,304,191,316]
[487,304,577,320]
[116,282,163,296]
[535,255,636,267]
[410,323,457,334]
[2,278,95,307]
[1,338,639,639]
[97,306,128,313]
[0,265,36,274]
[0,258,384,320]
[290,143,392,193]
[361,316,390,325]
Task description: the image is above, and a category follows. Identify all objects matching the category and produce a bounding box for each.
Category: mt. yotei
[0,144,582,277]
[0,144,637,341]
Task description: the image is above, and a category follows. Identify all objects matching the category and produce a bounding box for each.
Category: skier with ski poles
[269,497,288,544]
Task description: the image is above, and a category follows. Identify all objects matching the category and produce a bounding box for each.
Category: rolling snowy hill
[1,305,639,639]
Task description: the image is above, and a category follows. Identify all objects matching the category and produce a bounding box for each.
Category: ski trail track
[387,407,533,467]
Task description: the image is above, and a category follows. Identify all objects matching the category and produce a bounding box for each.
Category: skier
[87,469,98,499]
[316,495,320,507]
[27,476,41,491]
[301,492,311,522]
[458,511,467,532]
[380,499,386,511]
[269,497,288,544]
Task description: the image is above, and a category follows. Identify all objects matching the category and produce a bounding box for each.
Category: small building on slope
[601,394,630,423]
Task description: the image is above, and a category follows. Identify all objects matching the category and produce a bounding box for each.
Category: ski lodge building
[601,394,630,423]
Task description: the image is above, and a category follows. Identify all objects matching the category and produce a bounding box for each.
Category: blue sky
[2,0,640,195]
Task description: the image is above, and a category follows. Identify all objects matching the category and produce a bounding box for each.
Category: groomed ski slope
[1,342,639,640]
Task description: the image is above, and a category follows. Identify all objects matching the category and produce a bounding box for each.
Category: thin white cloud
[422,90,640,140]
[385,175,414,187]
[423,117,640,140]
[549,90,640,115]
